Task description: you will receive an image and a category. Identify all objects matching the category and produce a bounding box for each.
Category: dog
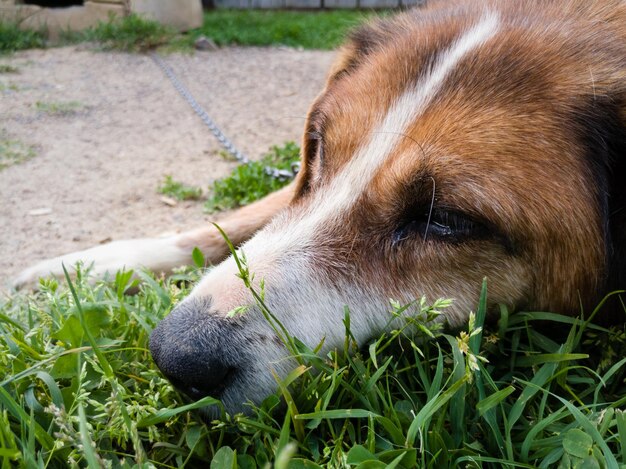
[15,0,626,414]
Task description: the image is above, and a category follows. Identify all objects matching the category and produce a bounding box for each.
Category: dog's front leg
[13,183,296,290]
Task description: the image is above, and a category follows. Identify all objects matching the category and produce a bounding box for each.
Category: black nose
[149,298,237,400]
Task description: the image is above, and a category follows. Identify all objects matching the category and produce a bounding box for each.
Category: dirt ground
[0,45,335,291]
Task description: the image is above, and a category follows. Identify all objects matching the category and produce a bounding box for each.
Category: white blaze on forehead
[250,12,501,257]
[328,11,499,205]
[332,11,500,205]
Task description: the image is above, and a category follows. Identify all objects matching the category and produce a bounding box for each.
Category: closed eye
[304,131,325,188]
[307,131,325,168]
[393,209,490,244]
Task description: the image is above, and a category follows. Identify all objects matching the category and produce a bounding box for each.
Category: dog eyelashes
[306,131,325,177]
[393,209,489,245]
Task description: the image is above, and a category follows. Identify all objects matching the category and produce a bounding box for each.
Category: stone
[194,35,218,51]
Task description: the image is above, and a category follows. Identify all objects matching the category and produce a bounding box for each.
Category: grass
[158,175,203,201]
[78,10,374,51]
[1,261,625,467]
[0,21,45,55]
[0,82,18,92]
[62,10,375,51]
[2,10,374,54]
[0,64,19,74]
[152,142,299,211]
[190,10,378,50]
[35,101,84,116]
[0,134,35,170]
[82,14,176,53]
[205,142,300,212]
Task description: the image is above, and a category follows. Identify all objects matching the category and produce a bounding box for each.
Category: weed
[0,81,18,92]
[0,134,35,170]
[56,28,90,47]
[0,64,19,74]
[85,13,175,52]
[0,21,45,55]
[205,142,300,213]
[35,100,84,116]
[158,175,203,201]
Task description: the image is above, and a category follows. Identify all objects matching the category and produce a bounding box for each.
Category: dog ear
[294,18,399,198]
[590,95,626,322]
[605,100,626,319]
[325,18,396,85]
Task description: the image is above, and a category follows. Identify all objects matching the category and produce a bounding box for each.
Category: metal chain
[151,52,299,181]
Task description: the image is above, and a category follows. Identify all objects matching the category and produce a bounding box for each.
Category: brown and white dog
[15,0,626,414]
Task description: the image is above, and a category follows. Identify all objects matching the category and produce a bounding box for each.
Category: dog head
[150,1,626,414]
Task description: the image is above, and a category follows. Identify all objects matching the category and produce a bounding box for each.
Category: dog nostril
[149,299,238,400]
[161,360,234,401]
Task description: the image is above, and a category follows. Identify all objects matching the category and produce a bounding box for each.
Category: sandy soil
[0,45,335,291]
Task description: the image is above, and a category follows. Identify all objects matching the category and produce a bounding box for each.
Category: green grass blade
[476,385,515,416]
[273,366,307,441]
[34,371,64,409]
[445,335,467,446]
[62,264,114,378]
[405,375,468,448]
[594,357,626,405]
[78,404,101,468]
[296,409,380,420]
[507,360,559,428]
[514,353,588,367]
[455,455,537,468]
[469,278,487,354]
[616,410,626,463]
[277,409,293,457]
[519,406,567,461]
[137,395,222,428]
[0,388,53,451]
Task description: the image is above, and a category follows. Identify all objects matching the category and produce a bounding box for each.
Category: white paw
[13,237,191,290]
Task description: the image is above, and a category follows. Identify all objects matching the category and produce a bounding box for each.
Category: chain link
[151,52,299,181]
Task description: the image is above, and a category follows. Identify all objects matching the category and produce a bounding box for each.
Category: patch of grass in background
[0,21,45,55]
[2,9,374,53]
[0,134,35,170]
[35,100,84,116]
[56,28,91,47]
[191,10,377,50]
[0,81,18,92]
[205,141,300,212]
[83,13,175,52]
[154,143,298,210]
[158,175,203,201]
[1,267,625,466]
[0,64,19,73]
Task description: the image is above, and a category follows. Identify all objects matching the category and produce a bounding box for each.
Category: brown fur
[18,0,625,319]
[294,0,626,317]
